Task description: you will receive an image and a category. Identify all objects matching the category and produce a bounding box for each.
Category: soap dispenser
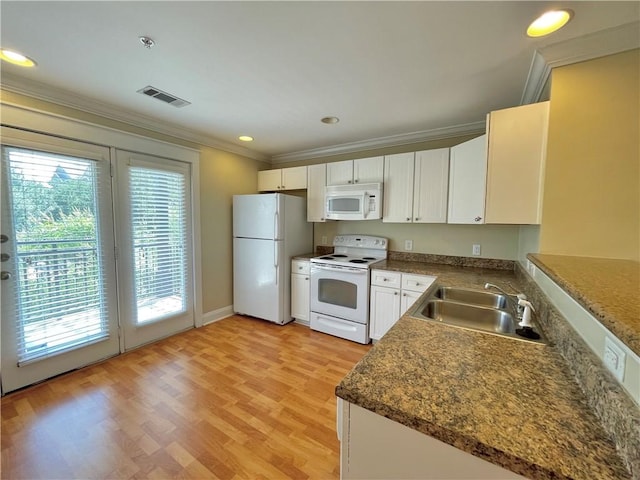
[516,299,540,340]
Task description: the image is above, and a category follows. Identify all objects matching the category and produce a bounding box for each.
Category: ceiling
[1,2,638,162]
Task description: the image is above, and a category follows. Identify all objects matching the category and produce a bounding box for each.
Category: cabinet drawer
[371,270,402,288]
[401,274,436,293]
[292,259,310,275]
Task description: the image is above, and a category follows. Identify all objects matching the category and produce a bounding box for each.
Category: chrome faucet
[484,283,527,318]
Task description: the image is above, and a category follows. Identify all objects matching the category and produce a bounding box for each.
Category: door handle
[1,271,12,280]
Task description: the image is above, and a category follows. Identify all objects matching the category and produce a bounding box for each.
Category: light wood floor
[1,316,371,479]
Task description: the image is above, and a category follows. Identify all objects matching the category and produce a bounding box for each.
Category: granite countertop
[336,263,630,480]
[291,252,316,261]
[527,253,640,357]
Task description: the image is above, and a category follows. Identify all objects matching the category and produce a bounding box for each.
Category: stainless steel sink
[410,284,546,344]
[416,300,515,335]
[433,286,508,309]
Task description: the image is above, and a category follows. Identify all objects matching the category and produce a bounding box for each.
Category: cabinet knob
[383,278,388,282]
[394,292,398,295]
[406,217,411,221]
[475,216,482,222]
[320,217,325,221]
[354,179,359,183]
[305,277,309,280]
[348,180,352,184]
[415,217,419,221]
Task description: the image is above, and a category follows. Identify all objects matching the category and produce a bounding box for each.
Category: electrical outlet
[321,235,328,245]
[603,337,625,382]
[404,240,413,251]
[472,244,481,256]
[526,260,537,276]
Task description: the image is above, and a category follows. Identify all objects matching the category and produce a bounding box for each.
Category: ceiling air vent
[137,85,191,108]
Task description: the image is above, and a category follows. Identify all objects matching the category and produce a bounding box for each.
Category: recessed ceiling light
[321,116,340,124]
[0,49,36,67]
[527,10,573,37]
[239,135,254,142]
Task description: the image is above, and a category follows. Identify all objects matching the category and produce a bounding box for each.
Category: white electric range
[309,235,388,344]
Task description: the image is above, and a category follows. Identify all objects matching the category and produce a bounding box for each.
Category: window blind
[3,147,110,365]
[129,166,188,324]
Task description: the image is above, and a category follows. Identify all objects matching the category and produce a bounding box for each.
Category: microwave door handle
[363,192,370,218]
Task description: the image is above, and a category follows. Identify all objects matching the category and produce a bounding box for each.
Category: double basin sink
[410,285,546,344]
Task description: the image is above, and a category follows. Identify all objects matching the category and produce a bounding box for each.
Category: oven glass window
[328,197,361,213]
[318,279,357,309]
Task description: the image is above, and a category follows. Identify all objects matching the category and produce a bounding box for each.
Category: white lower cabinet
[339,400,525,480]
[291,259,310,324]
[369,270,436,341]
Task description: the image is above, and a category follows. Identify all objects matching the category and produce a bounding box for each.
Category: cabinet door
[291,273,310,322]
[382,153,414,223]
[369,285,401,341]
[413,149,449,223]
[307,164,327,222]
[258,169,282,191]
[327,160,354,185]
[485,101,549,224]
[282,166,308,190]
[400,290,423,316]
[353,156,384,184]
[448,135,487,224]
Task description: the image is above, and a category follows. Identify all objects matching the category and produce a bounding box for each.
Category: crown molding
[521,50,552,105]
[521,21,640,105]
[270,121,486,164]
[539,20,639,69]
[0,73,269,163]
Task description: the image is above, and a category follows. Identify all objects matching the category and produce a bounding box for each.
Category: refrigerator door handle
[274,241,279,285]
[274,211,279,240]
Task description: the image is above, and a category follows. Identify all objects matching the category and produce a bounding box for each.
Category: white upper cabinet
[258,169,283,192]
[326,156,384,186]
[485,101,549,224]
[448,134,487,224]
[413,149,449,223]
[258,166,307,191]
[382,152,414,222]
[307,163,327,222]
[383,149,449,223]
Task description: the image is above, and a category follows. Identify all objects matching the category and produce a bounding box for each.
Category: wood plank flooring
[1,316,371,479]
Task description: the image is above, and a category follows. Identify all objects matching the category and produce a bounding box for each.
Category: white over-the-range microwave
[325,183,383,220]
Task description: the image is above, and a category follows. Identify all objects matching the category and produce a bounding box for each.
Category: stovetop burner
[310,234,388,269]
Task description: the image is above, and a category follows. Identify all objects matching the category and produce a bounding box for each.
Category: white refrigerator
[233,194,312,324]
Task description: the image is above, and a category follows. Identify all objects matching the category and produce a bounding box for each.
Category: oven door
[310,263,369,323]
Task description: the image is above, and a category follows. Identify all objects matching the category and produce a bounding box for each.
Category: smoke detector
[137,86,191,108]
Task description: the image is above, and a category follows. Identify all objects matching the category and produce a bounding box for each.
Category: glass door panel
[1,128,119,393]
[116,150,194,350]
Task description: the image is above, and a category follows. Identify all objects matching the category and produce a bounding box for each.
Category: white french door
[1,130,196,393]
[0,128,120,393]
[115,150,194,350]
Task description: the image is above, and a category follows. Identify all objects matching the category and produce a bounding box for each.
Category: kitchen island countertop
[336,261,630,480]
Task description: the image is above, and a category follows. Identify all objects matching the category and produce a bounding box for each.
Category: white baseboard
[202,305,234,326]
